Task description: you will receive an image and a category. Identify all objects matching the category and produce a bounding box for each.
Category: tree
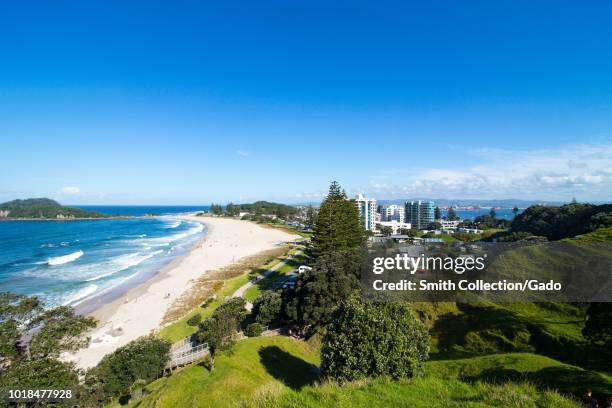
[583,303,612,346]
[244,323,264,337]
[511,203,612,240]
[28,306,96,359]
[0,358,81,405]
[512,206,520,218]
[309,181,365,258]
[399,228,418,237]
[489,208,497,219]
[379,226,393,236]
[0,292,41,359]
[197,298,246,370]
[429,221,442,230]
[287,248,365,328]
[447,207,459,221]
[88,336,170,400]
[253,291,282,326]
[186,313,202,327]
[434,206,441,220]
[321,298,429,382]
[305,205,316,227]
[210,203,223,215]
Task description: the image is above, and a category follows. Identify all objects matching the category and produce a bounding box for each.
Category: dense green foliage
[0,292,41,358]
[244,322,264,337]
[28,306,96,359]
[309,181,365,258]
[511,203,612,240]
[434,206,441,220]
[321,298,429,382]
[0,358,81,407]
[583,303,612,346]
[186,313,202,327]
[0,198,106,219]
[197,298,246,369]
[211,201,298,218]
[253,291,282,326]
[88,336,171,400]
[1,292,95,361]
[287,248,364,328]
[447,207,459,221]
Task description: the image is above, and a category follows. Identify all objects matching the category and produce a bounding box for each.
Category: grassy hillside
[113,337,584,408]
[115,336,320,407]
[0,198,106,219]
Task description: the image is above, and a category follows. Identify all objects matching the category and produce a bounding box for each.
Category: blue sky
[1,1,611,204]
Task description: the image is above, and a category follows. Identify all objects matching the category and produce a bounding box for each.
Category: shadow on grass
[462,364,611,401]
[431,303,612,374]
[431,303,533,359]
[258,346,318,390]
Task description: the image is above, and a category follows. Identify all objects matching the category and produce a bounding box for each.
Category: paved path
[232,251,302,301]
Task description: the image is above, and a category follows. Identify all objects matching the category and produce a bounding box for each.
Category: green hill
[112,337,585,408]
[0,198,106,219]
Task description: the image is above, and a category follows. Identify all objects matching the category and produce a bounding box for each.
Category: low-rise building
[380,204,405,223]
[376,220,412,235]
[439,219,461,229]
[457,227,483,234]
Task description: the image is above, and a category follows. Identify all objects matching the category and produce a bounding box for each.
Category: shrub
[321,298,429,382]
[88,336,171,400]
[253,291,282,325]
[244,322,264,337]
[186,313,202,327]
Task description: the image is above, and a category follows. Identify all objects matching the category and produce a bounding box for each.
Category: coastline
[63,215,300,369]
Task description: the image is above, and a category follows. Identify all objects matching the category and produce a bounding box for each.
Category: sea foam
[47,250,84,266]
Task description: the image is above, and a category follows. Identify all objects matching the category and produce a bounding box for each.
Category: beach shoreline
[63,215,300,369]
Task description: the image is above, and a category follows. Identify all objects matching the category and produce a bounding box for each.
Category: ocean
[0,206,209,311]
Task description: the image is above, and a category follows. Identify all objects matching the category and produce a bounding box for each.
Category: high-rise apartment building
[405,200,435,229]
[354,194,377,231]
[380,204,405,223]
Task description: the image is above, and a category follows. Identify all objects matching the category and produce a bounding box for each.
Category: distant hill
[0,198,107,219]
[511,203,612,240]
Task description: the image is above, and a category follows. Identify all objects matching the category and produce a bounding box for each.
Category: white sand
[63,216,299,369]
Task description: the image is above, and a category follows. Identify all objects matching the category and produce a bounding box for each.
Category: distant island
[0,198,108,219]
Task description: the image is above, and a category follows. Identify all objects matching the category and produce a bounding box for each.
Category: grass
[158,246,306,343]
[158,272,252,342]
[116,337,582,408]
[120,336,320,408]
[426,353,612,401]
[260,377,580,407]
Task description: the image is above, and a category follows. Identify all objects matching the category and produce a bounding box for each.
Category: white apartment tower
[381,204,405,223]
[354,194,377,231]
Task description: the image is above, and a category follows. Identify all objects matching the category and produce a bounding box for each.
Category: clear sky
[1,1,611,204]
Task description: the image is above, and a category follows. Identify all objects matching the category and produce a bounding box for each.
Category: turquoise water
[0,207,208,309]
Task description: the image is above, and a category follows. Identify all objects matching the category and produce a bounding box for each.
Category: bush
[88,336,171,400]
[253,291,282,325]
[186,313,202,327]
[215,297,247,321]
[321,298,429,382]
[244,322,264,337]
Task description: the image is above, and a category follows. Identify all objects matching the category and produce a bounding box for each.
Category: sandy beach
[63,216,299,369]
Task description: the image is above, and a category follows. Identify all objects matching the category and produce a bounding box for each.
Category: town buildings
[405,200,435,229]
[354,194,377,231]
